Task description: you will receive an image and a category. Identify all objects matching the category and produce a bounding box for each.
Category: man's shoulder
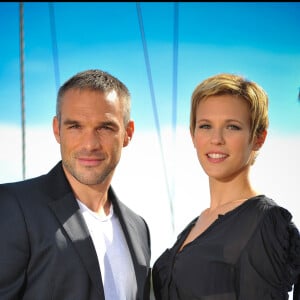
[0,161,64,194]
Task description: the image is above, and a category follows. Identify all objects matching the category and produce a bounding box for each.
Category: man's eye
[68,124,80,129]
[100,124,116,131]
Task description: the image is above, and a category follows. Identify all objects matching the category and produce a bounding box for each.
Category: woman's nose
[210,129,225,145]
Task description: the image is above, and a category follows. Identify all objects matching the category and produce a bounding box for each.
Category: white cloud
[1,124,299,265]
[0,123,60,182]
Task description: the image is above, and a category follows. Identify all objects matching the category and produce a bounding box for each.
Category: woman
[152,73,300,299]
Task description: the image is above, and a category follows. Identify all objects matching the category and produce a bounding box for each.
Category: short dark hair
[56,69,131,125]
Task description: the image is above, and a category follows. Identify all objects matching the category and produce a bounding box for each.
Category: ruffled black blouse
[152,195,300,300]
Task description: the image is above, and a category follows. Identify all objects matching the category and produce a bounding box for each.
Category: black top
[152,195,300,300]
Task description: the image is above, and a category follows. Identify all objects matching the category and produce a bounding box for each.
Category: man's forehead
[105,90,119,102]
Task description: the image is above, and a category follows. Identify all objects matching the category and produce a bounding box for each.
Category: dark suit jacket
[0,162,151,300]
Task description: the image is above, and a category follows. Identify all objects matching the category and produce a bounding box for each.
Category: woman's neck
[208,176,259,210]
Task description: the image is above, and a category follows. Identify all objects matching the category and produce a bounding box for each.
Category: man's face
[53,88,133,188]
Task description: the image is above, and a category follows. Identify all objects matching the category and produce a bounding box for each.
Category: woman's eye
[227,124,241,130]
[199,124,211,129]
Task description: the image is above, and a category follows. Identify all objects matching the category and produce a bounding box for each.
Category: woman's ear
[253,130,267,151]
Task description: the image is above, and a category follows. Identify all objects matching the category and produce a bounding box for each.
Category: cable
[19,2,26,180]
[171,2,179,228]
[48,2,60,92]
[136,2,174,232]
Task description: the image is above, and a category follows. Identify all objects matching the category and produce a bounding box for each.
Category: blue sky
[1,2,300,264]
[1,2,300,132]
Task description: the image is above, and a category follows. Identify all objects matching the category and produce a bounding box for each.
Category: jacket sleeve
[0,185,29,299]
[238,205,300,299]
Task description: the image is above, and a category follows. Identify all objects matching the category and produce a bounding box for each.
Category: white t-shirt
[77,200,137,300]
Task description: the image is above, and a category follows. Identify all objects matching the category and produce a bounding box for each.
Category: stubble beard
[63,158,118,186]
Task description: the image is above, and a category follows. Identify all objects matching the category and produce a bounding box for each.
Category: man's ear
[253,130,267,151]
[123,120,134,147]
[53,116,61,144]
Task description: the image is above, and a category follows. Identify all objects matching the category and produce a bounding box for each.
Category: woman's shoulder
[249,194,279,209]
[246,195,300,291]
[245,194,293,221]
[236,195,299,250]
[255,195,299,246]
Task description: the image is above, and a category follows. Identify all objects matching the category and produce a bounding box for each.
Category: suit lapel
[46,163,105,298]
[122,211,150,299]
[109,188,150,299]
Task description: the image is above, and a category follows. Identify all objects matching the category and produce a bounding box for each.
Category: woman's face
[191,94,260,182]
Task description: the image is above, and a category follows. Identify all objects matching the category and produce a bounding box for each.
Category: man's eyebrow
[62,118,78,125]
[101,121,117,126]
[62,119,119,128]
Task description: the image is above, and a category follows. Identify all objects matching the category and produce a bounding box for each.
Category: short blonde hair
[190,73,269,143]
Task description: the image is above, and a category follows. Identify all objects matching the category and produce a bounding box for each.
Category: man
[0,69,151,299]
